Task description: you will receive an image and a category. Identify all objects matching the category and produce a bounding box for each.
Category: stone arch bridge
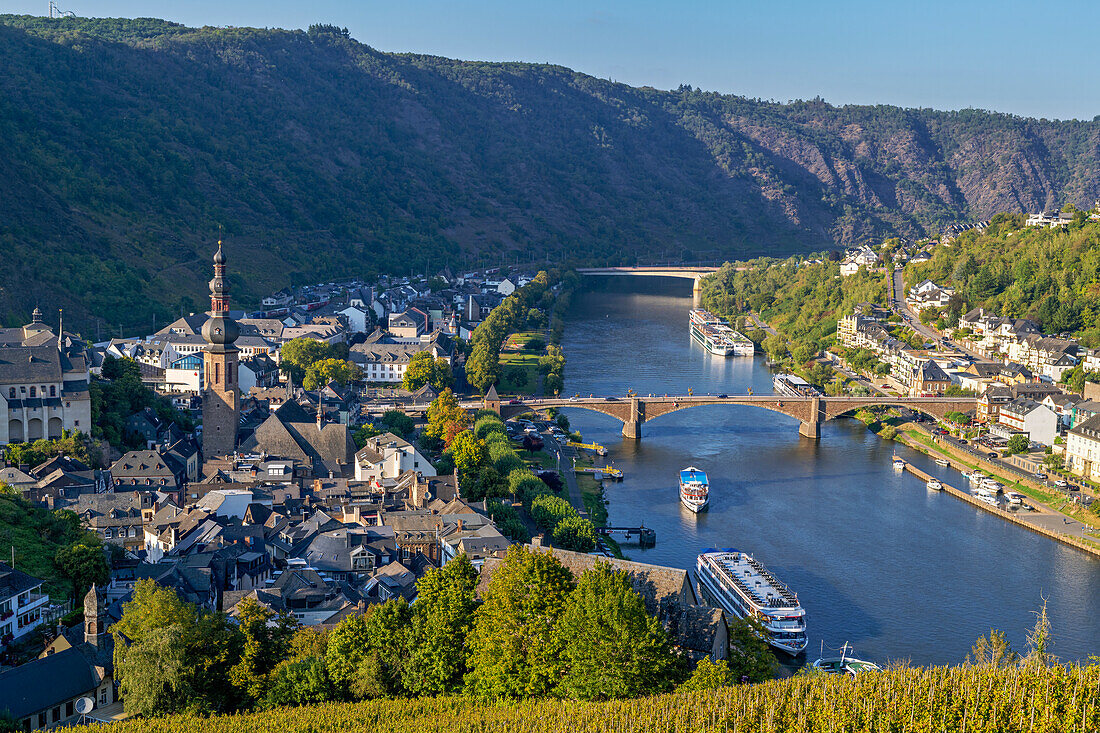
[488,394,975,440]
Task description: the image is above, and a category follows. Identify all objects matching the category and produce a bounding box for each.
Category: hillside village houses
[839,245,880,276]
[5,258,737,727]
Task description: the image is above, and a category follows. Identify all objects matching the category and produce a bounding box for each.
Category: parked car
[1055,479,1068,488]
[1067,484,1080,492]
[1034,472,1047,479]
[987,452,998,459]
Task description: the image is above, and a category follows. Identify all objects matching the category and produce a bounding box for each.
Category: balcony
[18,592,47,609]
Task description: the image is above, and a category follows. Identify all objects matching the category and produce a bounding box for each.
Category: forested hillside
[3,16,1100,331]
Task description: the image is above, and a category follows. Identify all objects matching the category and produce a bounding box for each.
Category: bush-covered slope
[70,664,1100,733]
[3,16,1100,332]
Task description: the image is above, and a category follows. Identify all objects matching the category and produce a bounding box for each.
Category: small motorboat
[935,458,950,467]
[812,642,882,677]
[926,478,943,491]
[892,456,905,470]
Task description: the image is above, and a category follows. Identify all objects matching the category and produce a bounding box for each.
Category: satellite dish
[74,697,94,715]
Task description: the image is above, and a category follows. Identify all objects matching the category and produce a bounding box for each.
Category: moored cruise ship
[773,373,822,397]
[679,467,710,513]
[696,549,807,655]
[689,309,755,357]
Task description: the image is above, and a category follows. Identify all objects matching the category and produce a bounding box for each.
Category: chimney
[531,534,544,549]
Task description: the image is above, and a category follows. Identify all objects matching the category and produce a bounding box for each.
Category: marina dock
[597,525,656,547]
[898,460,1100,559]
[575,465,623,480]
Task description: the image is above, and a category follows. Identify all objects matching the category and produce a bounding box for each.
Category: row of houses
[836,309,952,395]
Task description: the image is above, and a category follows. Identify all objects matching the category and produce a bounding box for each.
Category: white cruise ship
[690,309,754,357]
[695,549,807,655]
[772,373,822,397]
[679,467,710,513]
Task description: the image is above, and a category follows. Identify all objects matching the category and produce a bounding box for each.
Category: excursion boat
[679,467,710,513]
[689,309,755,357]
[926,478,943,491]
[935,458,950,467]
[812,642,882,676]
[695,549,807,655]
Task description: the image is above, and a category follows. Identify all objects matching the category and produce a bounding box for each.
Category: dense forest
[3,16,1100,332]
[905,215,1100,346]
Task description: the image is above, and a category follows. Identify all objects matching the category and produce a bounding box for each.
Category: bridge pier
[799,397,822,440]
[692,277,703,308]
[622,397,645,440]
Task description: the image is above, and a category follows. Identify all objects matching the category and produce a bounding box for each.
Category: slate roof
[239,401,354,477]
[0,647,98,720]
[477,546,692,616]
[0,344,65,383]
[0,562,44,600]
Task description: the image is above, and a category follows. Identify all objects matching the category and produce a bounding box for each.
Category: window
[29,387,35,398]
[214,363,220,384]
[52,707,60,722]
[74,421,79,427]
[39,713,46,728]
[7,388,13,398]
[66,701,73,717]
[49,386,55,397]
[100,686,108,704]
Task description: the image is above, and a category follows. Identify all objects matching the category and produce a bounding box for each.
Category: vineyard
[74,664,1099,733]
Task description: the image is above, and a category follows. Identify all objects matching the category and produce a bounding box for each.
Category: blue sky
[5,0,1096,120]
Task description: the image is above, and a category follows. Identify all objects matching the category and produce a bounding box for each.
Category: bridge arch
[499,395,974,441]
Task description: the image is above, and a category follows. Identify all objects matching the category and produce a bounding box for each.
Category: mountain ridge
[1,15,1098,331]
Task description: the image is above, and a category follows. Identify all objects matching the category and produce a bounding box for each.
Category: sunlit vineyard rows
[75,664,1100,733]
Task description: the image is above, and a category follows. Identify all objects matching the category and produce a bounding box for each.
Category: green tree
[278,338,330,382]
[263,656,335,708]
[1006,434,1030,454]
[465,546,576,700]
[552,515,597,552]
[54,541,109,601]
[679,656,735,690]
[379,410,415,436]
[356,599,413,699]
[726,617,778,683]
[228,597,298,707]
[400,351,454,391]
[448,431,488,485]
[352,423,381,448]
[325,614,371,698]
[113,581,242,716]
[423,389,469,448]
[555,562,681,700]
[404,555,479,696]
[303,358,361,390]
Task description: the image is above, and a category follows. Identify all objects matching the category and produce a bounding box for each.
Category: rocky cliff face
[1,16,1098,329]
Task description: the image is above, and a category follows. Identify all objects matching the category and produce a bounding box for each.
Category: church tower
[201,242,240,461]
[84,583,106,650]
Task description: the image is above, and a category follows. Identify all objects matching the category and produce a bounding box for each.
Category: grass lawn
[498,330,548,395]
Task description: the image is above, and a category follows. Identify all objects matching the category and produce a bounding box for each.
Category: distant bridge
[484,394,975,440]
[576,266,724,305]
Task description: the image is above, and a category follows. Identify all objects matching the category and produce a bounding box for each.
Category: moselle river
[560,278,1100,665]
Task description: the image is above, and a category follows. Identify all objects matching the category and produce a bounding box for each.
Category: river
[560,277,1100,666]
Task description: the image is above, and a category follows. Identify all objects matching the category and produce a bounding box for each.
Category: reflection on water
[561,278,1100,665]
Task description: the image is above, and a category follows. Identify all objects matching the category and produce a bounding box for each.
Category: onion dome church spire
[201,241,240,349]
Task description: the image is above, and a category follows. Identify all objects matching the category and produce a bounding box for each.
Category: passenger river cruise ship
[695,549,808,655]
[689,309,754,357]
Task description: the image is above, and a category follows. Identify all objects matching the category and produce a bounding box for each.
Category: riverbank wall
[894,435,1100,560]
